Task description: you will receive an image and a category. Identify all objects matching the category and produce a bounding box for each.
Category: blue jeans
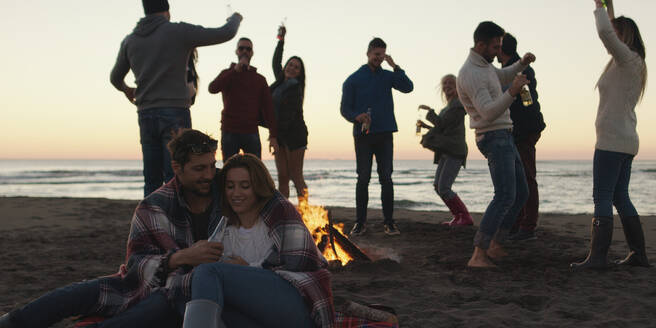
[475,129,528,248]
[221,131,262,162]
[8,280,179,328]
[191,262,314,328]
[138,107,191,197]
[593,149,638,218]
[434,154,463,201]
[354,132,394,224]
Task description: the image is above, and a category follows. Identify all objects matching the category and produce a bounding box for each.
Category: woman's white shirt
[222,219,274,268]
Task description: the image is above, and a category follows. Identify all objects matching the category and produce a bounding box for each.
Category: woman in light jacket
[572,0,649,270]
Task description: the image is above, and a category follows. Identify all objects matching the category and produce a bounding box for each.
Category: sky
[1,0,655,161]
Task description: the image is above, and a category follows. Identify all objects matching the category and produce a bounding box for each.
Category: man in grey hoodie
[110,0,242,196]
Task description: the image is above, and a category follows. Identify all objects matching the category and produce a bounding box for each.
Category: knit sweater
[594,8,643,155]
[456,49,526,133]
[110,14,241,111]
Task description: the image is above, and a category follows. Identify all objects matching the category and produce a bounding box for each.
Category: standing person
[340,37,414,236]
[571,0,649,270]
[110,0,242,196]
[417,74,473,227]
[270,25,309,201]
[498,33,546,241]
[456,21,535,268]
[0,129,224,328]
[209,38,279,162]
[182,154,333,328]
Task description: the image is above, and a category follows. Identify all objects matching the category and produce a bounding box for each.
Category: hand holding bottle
[509,74,529,97]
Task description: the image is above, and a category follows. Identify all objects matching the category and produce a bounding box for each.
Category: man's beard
[189,180,213,197]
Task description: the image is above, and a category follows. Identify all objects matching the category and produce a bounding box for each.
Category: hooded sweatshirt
[110,14,240,111]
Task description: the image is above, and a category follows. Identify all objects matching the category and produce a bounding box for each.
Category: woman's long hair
[219,153,276,226]
[284,56,306,105]
[600,16,648,100]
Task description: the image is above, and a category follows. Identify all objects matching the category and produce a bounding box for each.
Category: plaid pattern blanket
[244,191,335,327]
[91,175,223,316]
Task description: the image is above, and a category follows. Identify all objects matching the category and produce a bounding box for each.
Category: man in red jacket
[209,38,279,162]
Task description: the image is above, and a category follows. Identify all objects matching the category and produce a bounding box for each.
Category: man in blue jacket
[340,37,414,236]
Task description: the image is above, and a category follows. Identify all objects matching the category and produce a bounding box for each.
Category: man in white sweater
[456,21,536,268]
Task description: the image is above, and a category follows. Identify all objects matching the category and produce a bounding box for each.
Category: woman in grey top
[572,0,649,270]
[418,74,473,226]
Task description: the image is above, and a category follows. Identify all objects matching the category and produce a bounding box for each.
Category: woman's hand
[224,256,249,266]
[418,105,432,111]
[277,25,286,40]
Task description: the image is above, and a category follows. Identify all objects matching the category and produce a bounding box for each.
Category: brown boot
[616,215,650,267]
[571,217,614,271]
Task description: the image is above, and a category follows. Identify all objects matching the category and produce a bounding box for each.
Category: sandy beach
[1,196,655,327]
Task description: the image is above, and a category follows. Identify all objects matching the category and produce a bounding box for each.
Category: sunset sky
[2,0,655,161]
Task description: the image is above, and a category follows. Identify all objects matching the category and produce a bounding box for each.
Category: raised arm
[594,1,636,64]
[208,68,235,94]
[272,26,285,81]
[496,53,533,85]
[182,13,242,48]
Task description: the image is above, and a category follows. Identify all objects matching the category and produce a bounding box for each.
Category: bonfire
[297,191,371,265]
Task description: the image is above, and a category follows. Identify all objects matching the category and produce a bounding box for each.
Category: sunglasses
[186,140,218,154]
[238,46,252,52]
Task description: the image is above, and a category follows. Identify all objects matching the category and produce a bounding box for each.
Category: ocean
[0,159,654,215]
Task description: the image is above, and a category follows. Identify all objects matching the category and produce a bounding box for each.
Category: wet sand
[1,197,654,327]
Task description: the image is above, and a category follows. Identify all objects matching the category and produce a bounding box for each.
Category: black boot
[0,312,17,328]
[570,217,613,271]
[616,215,650,267]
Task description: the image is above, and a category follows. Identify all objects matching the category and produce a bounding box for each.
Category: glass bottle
[361,108,371,134]
[415,108,422,136]
[518,73,533,106]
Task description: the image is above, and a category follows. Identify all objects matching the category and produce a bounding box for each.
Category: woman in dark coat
[418,74,473,226]
[270,25,309,201]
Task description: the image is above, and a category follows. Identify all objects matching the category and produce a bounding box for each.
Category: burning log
[327,211,372,262]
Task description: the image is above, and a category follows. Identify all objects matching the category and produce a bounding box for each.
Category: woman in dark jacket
[270,25,309,201]
[418,74,473,226]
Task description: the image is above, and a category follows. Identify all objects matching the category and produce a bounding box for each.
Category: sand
[1,196,655,327]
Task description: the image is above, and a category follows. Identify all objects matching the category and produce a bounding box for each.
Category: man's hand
[418,105,432,111]
[168,240,223,269]
[235,57,250,72]
[355,112,371,125]
[384,55,396,68]
[122,87,136,104]
[520,52,536,66]
[269,137,279,155]
[509,74,529,97]
[224,256,249,266]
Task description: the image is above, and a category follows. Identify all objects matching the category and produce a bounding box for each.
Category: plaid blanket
[246,191,335,327]
[91,175,223,316]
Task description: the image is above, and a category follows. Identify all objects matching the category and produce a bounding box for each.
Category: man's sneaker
[508,229,537,241]
[383,223,401,236]
[350,223,367,236]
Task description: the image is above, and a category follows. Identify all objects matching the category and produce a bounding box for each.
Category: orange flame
[297,190,353,264]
